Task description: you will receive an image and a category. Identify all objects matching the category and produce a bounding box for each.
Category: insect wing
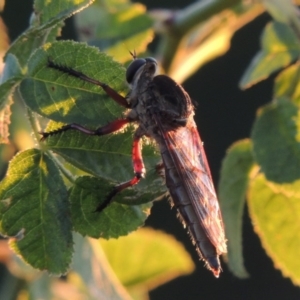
[162,119,227,254]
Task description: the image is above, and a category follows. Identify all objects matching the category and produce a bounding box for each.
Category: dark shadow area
[146,9,300,300]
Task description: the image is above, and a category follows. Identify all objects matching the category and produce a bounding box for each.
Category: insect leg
[47,59,130,108]
[40,118,130,141]
[96,133,145,211]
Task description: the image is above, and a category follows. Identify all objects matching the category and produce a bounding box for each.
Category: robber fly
[41,54,227,277]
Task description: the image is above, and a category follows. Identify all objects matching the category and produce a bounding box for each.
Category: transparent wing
[160,117,227,254]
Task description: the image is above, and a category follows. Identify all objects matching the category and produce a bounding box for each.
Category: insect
[41,54,227,277]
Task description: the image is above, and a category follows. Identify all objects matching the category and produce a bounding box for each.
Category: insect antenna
[129,49,137,60]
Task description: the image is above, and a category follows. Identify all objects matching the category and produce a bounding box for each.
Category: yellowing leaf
[274,63,300,105]
[219,139,254,278]
[74,0,154,62]
[248,173,300,285]
[100,228,195,290]
[240,21,300,89]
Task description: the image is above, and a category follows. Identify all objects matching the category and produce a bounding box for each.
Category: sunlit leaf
[0,54,23,110]
[74,0,154,62]
[20,41,127,125]
[274,63,300,105]
[248,173,300,285]
[0,97,12,144]
[43,121,163,193]
[6,0,94,68]
[261,0,299,24]
[100,228,195,290]
[70,176,152,238]
[0,149,72,274]
[240,21,300,89]
[34,0,94,25]
[0,54,22,144]
[252,98,300,183]
[219,139,254,278]
[6,25,62,69]
[71,233,132,300]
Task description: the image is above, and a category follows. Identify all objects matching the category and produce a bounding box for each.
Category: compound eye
[145,57,157,64]
[126,58,146,83]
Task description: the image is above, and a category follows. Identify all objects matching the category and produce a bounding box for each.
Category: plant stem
[174,0,240,35]
[156,0,242,72]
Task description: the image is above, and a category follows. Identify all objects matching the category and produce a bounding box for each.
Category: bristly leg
[96,176,141,212]
[44,59,146,213]
[95,134,145,212]
[40,121,145,213]
[40,119,130,141]
[47,58,130,108]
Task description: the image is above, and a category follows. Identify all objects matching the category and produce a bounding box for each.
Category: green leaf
[71,233,132,300]
[248,173,300,285]
[70,176,152,238]
[240,21,300,89]
[0,54,23,110]
[28,274,52,300]
[6,0,94,68]
[34,0,94,26]
[0,54,23,143]
[42,120,165,214]
[43,121,163,193]
[274,63,300,105]
[74,0,154,62]
[252,98,300,183]
[218,139,254,278]
[1,53,23,83]
[0,149,73,274]
[0,54,23,144]
[100,228,195,290]
[42,122,140,181]
[0,97,12,144]
[261,0,300,24]
[20,41,127,125]
[6,24,63,69]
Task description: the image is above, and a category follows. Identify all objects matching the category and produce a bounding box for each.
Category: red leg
[96,134,145,211]
[96,119,130,135]
[40,118,130,140]
[132,135,146,178]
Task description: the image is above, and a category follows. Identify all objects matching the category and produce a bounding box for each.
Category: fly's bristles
[47,59,86,80]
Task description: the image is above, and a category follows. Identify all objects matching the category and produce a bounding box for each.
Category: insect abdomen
[159,146,221,277]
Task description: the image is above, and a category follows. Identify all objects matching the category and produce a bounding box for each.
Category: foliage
[219,0,300,285]
[1,0,300,298]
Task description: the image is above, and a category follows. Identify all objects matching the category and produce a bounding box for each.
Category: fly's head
[126,57,157,90]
